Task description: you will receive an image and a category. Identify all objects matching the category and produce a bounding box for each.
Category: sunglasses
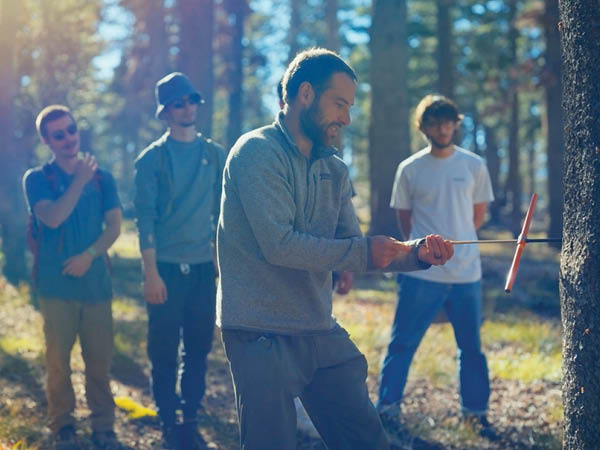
[50,123,78,141]
[171,94,202,109]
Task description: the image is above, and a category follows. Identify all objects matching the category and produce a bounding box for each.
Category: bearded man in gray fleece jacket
[216,48,454,450]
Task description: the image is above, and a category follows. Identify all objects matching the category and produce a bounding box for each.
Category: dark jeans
[147,261,216,426]
[378,275,490,414]
[222,326,390,450]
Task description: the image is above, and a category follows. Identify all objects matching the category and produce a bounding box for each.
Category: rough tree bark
[558,0,600,448]
[368,0,410,237]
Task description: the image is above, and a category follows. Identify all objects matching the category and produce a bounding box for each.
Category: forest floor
[0,228,563,449]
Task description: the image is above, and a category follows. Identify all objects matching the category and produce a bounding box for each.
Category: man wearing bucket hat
[134,72,226,449]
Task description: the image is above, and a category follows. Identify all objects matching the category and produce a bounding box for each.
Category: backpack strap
[199,136,224,220]
[29,163,62,287]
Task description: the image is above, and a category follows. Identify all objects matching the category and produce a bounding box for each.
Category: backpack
[26,163,110,287]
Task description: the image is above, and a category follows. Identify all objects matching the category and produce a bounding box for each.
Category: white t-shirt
[390,146,494,283]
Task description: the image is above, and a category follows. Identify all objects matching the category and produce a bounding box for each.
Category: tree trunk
[325,0,340,51]
[543,0,564,246]
[484,125,502,224]
[226,0,248,150]
[436,0,454,99]
[287,0,301,62]
[325,0,343,154]
[472,113,481,156]
[177,0,215,136]
[114,0,169,202]
[506,0,522,236]
[527,136,535,200]
[368,0,410,238]
[0,0,27,284]
[558,1,600,448]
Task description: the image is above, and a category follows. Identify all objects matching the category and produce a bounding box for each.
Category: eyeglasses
[50,123,78,141]
[171,94,202,109]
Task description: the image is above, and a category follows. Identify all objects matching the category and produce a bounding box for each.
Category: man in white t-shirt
[378,95,497,439]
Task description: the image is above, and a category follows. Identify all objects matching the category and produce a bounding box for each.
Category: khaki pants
[39,298,115,433]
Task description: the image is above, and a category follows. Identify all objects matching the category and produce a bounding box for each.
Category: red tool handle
[504,193,538,293]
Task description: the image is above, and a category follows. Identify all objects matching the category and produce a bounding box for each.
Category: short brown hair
[414,94,464,130]
[36,105,75,139]
[281,47,356,104]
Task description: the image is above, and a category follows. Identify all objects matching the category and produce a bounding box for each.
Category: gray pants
[222,326,389,450]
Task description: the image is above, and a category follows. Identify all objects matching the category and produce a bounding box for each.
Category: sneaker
[464,414,500,441]
[378,404,439,449]
[162,424,182,450]
[377,402,402,430]
[91,430,122,450]
[181,421,207,450]
[53,425,78,450]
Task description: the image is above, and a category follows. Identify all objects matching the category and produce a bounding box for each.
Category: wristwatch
[86,247,98,258]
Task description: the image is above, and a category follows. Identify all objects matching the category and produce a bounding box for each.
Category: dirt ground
[0,253,562,449]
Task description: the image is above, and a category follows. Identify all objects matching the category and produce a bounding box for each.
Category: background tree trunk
[177,0,215,136]
[543,0,564,246]
[485,125,502,224]
[436,0,454,99]
[527,138,535,200]
[112,0,169,204]
[287,0,301,61]
[325,0,343,154]
[368,0,410,237]
[0,0,28,284]
[558,1,600,448]
[225,0,248,150]
[506,0,522,236]
[325,0,340,52]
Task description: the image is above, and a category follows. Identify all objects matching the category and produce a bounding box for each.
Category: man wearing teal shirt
[134,72,226,450]
[23,105,122,449]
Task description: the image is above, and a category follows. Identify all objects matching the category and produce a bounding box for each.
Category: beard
[299,100,341,148]
[429,134,454,149]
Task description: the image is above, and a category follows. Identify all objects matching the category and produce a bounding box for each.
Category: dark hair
[414,94,464,130]
[282,47,357,103]
[36,105,75,139]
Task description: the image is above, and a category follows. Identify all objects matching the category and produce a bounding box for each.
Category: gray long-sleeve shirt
[134,132,226,264]
[216,113,429,334]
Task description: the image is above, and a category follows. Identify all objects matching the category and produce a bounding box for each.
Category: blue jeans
[147,261,216,426]
[378,276,490,414]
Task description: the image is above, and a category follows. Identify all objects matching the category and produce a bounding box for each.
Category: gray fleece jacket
[216,112,429,334]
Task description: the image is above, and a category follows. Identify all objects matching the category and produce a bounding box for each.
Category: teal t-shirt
[23,161,121,302]
[134,133,226,264]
